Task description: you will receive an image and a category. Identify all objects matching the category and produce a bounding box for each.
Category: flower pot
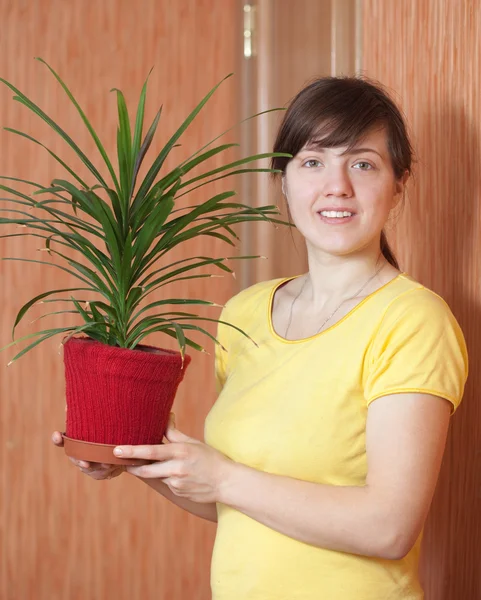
[62,337,191,465]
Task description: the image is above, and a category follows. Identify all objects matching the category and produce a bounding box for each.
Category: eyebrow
[303,143,384,159]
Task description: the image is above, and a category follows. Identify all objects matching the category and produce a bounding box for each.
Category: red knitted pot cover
[63,337,191,445]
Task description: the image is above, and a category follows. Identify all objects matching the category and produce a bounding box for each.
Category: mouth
[317,209,356,224]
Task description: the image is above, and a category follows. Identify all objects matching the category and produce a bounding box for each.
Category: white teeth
[320,211,353,218]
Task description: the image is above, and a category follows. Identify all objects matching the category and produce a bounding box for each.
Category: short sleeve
[364,289,468,412]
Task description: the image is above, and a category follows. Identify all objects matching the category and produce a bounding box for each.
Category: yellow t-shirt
[204,273,468,600]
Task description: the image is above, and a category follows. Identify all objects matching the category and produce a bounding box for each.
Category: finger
[51,431,64,447]
[165,426,193,444]
[69,457,91,469]
[79,467,113,480]
[126,460,180,479]
[113,444,176,461]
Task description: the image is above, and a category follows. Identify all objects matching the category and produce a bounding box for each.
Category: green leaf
[179,107,287,167]
[174,316,256,341]
[129,298,217,329]
[119,230,133,301]
[131,195,175,272]
[2,256,100,293]
[29,309,79,324]
[133,74,233,206]
[0,83,108,188]
[131,169,182,226]
[177,153,290,190]
[70,296,93,324]
[53,179,123,273]
[139,257,231,291]
[10,287,96,339]
[177,143,239,177]
[139,274,219,303]
[130,69,152,196]
[153,190,236,256]
[125,286,144,315]
[35,58,121,194]
[3,128,89,188]
[131,107,162,200]
[130,325,204,353]
[112,87,133,212]
[4,322,104,364]
[175,168,278,199]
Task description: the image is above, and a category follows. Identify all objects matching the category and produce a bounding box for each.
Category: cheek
[285,179,317,213]
[358,182,396,222]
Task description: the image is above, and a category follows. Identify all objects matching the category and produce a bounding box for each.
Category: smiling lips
[318,209,356,224]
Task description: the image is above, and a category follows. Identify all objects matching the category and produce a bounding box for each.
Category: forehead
[302,126,389,154]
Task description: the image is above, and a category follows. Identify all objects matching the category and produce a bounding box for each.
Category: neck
[304,243,392,304]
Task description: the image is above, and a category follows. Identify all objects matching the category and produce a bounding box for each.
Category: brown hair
[271,76,413,269]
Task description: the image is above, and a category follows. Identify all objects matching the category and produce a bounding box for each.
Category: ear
[393,170,409,207]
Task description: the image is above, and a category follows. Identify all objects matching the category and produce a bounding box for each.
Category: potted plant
[0,59,289,465]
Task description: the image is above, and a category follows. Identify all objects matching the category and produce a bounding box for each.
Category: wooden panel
[0,1,242,599]
[243,0,334,285]
[362,2,481,598]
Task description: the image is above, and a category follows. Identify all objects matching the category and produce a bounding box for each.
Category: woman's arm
[219,392,451,559]
[133,475,217,522]
[118,392,451,559]
[52,430,217,522]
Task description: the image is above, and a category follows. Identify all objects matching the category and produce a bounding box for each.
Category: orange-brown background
[1,1,480,599]
[0,2,240,599]
[362,2,481,598]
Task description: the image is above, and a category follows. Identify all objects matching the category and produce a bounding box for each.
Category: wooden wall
[3,1,478,599]
[362,2,481,598]
[243,0,334,286]
[0,1,241,599]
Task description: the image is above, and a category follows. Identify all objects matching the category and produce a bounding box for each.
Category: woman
[53,77,468,599]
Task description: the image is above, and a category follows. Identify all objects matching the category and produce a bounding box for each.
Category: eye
[303,159,322,168]
[353,161,374,171]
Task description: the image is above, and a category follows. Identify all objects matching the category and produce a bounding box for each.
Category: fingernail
[113,447,123,456]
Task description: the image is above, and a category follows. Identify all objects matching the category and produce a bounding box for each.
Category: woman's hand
[116,418,234,504]
[51,430,125,480]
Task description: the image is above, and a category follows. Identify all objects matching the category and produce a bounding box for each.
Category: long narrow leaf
[0,80,108,187]
[36,58,121,193]
[134,74,233,205]
[112,87,132,213]
[179,107,286,167]
[130,107,162,200]
[177,153,290,190]
[130,325,204,353]
[3,128,89,188]
[128,298,218,330]
[4,322,104,365]
[10,287,96,338]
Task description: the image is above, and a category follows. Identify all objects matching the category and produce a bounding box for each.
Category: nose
[322,165,353,198]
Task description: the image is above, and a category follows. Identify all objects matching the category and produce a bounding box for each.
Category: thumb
[165,416,194,443]
[165,428,191,443]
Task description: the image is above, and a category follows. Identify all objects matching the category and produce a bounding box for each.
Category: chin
[306,235,366,258]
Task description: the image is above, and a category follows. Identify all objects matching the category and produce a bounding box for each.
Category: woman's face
[283,127,405,258]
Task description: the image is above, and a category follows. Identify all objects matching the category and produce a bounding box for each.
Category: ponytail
[380,230,399,269]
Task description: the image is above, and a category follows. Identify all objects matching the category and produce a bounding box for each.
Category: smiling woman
[54,77,468,600]
[273,76,413,272]
[284,128,402,262]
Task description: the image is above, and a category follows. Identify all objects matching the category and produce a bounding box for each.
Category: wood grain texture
[246,0,333,285]
[0,1,242,599]
[362,2,481,598]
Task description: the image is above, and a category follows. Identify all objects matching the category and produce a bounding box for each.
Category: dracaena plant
[0,59,290,364]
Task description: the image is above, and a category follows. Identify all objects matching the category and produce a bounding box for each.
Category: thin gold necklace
[284,262,387,339]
